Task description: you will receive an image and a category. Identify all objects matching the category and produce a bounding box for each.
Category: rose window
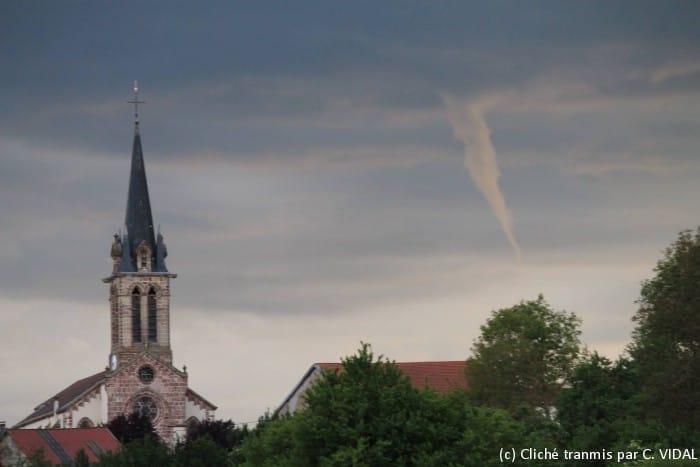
[132,396,158,421]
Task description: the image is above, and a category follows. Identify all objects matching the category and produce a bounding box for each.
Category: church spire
[119,82,168,273]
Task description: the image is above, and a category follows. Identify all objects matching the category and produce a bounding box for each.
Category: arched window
[78,417,94,428]
[136,242,151,272]
[140,249,150,271]
[132,288,142,344]
[148,287,157,343]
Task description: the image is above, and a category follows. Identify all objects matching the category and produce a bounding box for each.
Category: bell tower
[15,83,216,442]
[103,82,177,370]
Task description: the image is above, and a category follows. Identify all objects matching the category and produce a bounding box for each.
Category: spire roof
[116,82,168,273]
[124,130,156,255]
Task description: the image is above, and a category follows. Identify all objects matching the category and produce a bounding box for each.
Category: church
[13,85,216,442]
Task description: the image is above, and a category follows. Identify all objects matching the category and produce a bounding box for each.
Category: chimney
[0,421,6,437]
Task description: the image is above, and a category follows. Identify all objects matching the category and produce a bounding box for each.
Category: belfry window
[148,287,157,342]
[132,288,142,344]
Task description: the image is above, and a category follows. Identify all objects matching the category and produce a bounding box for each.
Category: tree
[173,436,232,467]
[630,228,700,429]
[466,296,582,419]
[74,449,90,467]
[95,436,172,467]
[238,343,534,466]
[106,412,158,444]
[555,353,640,457]
[185,419,248,451]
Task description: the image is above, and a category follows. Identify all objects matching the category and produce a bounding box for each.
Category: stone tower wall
[109,274,173,365]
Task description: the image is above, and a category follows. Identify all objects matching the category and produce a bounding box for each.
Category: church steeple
[104,83,177,368]
[119,82,168,273]
[124,127,156,262]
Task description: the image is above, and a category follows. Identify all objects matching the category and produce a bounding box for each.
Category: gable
[108,350,186,383]
[105,352,187,403]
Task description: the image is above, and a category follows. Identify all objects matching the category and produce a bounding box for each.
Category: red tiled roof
[14,371,106,428]
[317,361,468,394]
[7,428,120,464]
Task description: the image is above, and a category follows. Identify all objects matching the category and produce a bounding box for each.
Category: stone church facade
[13,89,216,442]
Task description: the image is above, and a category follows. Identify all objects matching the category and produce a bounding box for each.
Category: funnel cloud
[443,95,522,261]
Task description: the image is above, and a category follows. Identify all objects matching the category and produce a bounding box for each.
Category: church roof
[13,371,106,428]
[5,428,120,464]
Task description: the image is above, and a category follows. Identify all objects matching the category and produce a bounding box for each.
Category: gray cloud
[2,0,700,426]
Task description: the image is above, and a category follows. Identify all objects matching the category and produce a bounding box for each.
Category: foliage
[238,343,534,466]
[74,448,90,467]
[173,436,232,467]
[466,295,582,419]
[186,418,248,451]
[95,436,171,467]
[21,448,53,467]
[555,353,640,457]
[106,412,158,444]
[630,228,700,429]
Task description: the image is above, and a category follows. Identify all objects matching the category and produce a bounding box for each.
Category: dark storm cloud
[3,1,700,164]
[4,2,700,426]
[1,0,699,313]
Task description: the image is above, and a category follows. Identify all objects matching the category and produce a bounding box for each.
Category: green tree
[630,228,700,429]
[238,343,533,466]
[467,296,582,419]
[95,436,172,467]
[173,436,232,467]
[186,419,248,451]
[106,412,158,444]
[74,448,90,467]
[21,448,53,467]
[555,353,640,461]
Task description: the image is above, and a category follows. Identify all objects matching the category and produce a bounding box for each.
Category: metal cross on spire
[127,80,145,128]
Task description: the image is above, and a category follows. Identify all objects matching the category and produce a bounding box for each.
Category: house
[277,360,468,416]
[0,428,120,466]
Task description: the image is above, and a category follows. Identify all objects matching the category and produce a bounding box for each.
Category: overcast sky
[2,1,700,426]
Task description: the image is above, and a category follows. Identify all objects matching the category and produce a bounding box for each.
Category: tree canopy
[555,353,640,454]
[631,227,700,428]
[106,412,158,445]
[238,343,530,466]
[466,295,582,419]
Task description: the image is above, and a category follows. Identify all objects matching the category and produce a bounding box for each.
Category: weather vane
[127,80,145,126]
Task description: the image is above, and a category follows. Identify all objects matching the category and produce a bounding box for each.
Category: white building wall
[16,416,51,430]
[69,387,104,427]
[278,367,323,416]
[185,399,208,421]
[17,385,105,430]
[101,384,109,424]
